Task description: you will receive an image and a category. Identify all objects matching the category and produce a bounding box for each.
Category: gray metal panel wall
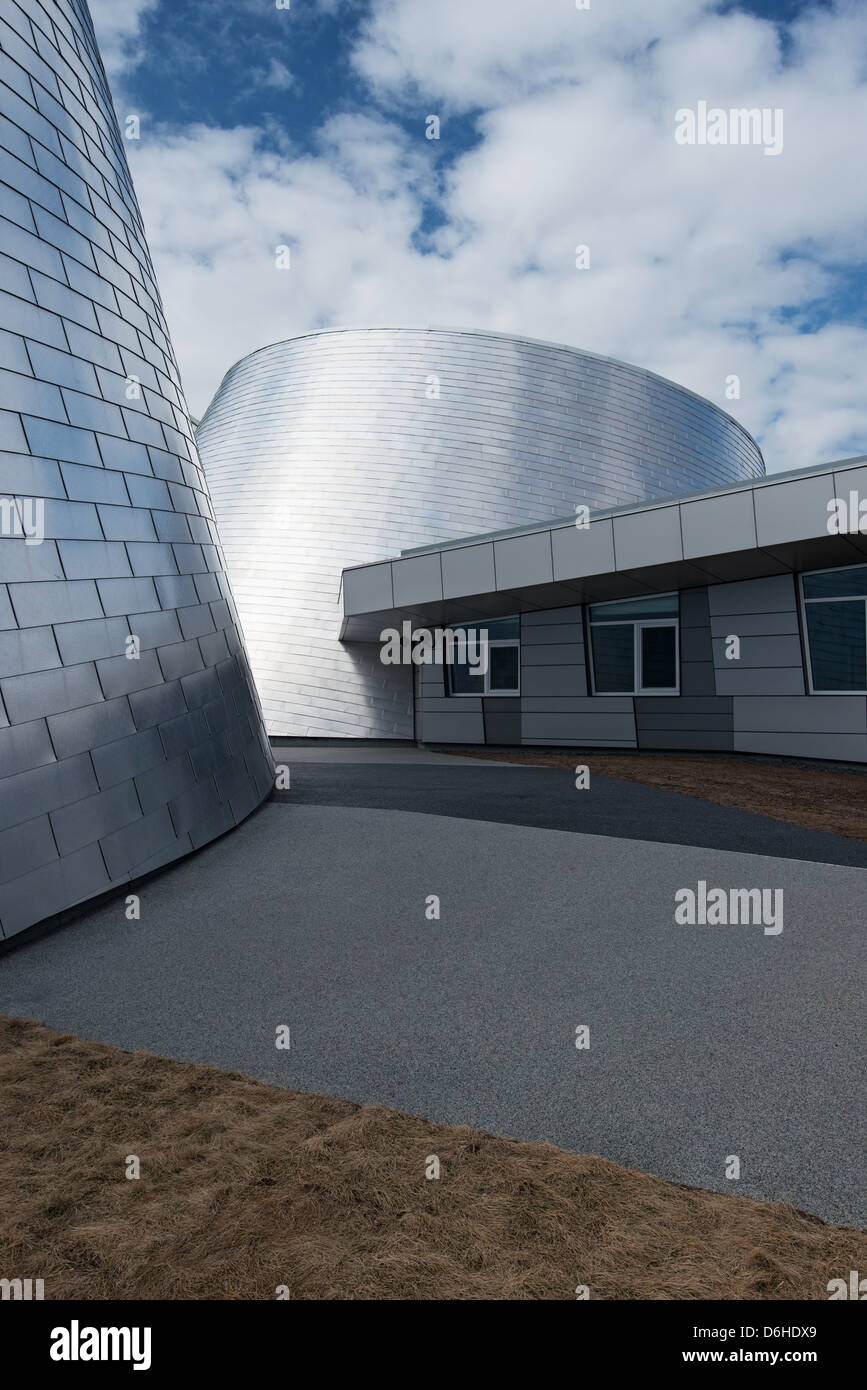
[0,0,273,940]
[708,575,806,696]
[518,606,634,744]
[415,604,635,748]
[418,686,484,744]
[197,328,764,738]
[417,586,866,764]
[732,696,867,762]
[414,653,520,745]
[633,586,735,751]
[678,586,717,698]
[634,696,734,752]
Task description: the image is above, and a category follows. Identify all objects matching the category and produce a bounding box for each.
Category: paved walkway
[272,747,867,868]
[1,750,864,1226]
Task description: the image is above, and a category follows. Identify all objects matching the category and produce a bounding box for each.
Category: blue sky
[89,0,867,470]
[112,1,834,146]
[122,1,367,137]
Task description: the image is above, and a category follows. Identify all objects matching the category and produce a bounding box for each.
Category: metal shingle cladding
[197,327,764,738]
[0,0,273,939]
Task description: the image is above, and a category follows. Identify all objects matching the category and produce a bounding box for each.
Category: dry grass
[452,750,867,843]
[1,1016,862,1300]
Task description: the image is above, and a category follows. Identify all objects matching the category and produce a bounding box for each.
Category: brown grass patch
[450,750,867,843]
[0,1016,862,1300]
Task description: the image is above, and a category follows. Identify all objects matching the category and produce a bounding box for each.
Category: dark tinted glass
[591,624,634,691]
[490,645,519,691]
[590,593,678,622]
[640,624,677,689]
[450,616,520,640]
[449,658,485,694]
[802,567,867,600]
[806,601,866,690]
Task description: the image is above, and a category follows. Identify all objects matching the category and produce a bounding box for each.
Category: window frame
[799,564,867,696]
[587,593,680,696]
[445,618,521,697]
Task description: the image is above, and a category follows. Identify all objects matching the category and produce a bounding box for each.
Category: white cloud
[87,0,159,85]
[126,113,438,405]
[351,0,703,109]
[251,58,295,92]
[120,0,867,471]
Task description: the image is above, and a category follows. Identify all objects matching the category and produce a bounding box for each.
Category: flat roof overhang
[340,456,867,640]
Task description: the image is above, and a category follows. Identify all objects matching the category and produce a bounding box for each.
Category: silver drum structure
[197,328,764,738]
[0,0,273,940]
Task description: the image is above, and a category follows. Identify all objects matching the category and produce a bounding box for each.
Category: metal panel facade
[197,328,764,738]
[347,465,867,763]
[0,0,273,939]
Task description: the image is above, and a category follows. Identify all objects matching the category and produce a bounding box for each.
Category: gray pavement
[270,744,495,765]
[272,750,867,868]
[1,793,864,1226]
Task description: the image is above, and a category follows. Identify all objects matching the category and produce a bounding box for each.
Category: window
[446,616,520,696]
[800,565,867,694]
[588,593,679,694]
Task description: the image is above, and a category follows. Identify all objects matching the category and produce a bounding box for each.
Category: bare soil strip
[450,751,867,843]
[1,1017,862,1300]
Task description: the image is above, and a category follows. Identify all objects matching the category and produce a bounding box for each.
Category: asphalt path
[272,753,867,869]
[2,755,864,1225]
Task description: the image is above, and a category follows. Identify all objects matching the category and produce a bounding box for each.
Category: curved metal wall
[0,0,273,940]
[197,328,764,738]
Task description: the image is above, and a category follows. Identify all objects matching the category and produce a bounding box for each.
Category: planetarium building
[0,0,273,941]
[2,0,864,949]
[197,328,764,738]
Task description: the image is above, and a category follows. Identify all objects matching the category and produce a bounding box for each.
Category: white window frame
[445,620,521,697]
[588,594,680,696]
[799,564,867,696]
